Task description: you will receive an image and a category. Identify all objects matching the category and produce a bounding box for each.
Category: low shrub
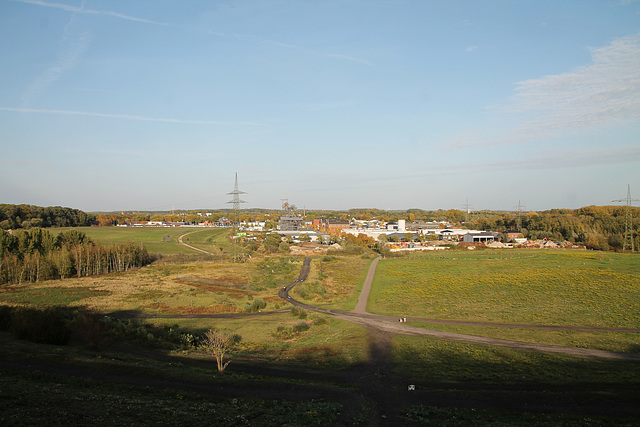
[0,305,12,331]
[312,316,327,326]
[290,306,307,319]
[11,307,72,345]
[292,321,310,333]
[245,297,267,313]
[76,309,106,349]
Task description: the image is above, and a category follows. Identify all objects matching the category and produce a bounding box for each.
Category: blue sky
[1,0,639,212]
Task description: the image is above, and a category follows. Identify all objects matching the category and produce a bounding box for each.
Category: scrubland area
[1,227,639,425]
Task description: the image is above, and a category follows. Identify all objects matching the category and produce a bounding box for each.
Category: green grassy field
[393,334,640,384]
[146,313,370,368]
[367,249,640,353]
[369,250,640,328]
[50,226,233,255]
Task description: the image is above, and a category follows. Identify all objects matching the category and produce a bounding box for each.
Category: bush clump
[245,297,267,313]
[312,316,327,326]
[292,321,310,333]
[76,309,106,349]
[272,320,312,340]
[0,305,12,331]
[10,306,72,345]
[290,306,307,319]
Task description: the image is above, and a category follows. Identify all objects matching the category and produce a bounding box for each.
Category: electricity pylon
[227,172,247,232]
[612,185,639,252]
[226,173,247,261]
[463,198,472,223]
[514,200,526,231]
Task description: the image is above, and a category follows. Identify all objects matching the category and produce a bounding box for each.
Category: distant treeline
[464,206,640,251]
[0,204,94,230]
[0,228,153,285]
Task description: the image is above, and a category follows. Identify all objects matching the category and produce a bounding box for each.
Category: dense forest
[0,204,94,230]
[0,228,153,285]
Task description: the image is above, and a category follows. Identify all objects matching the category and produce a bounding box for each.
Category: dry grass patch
[140,302,243,314]
[173,277,255,298]
[0,256,301,315]
[317,256,371,309]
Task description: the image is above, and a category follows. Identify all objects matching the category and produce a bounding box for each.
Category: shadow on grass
[392,338,640,419]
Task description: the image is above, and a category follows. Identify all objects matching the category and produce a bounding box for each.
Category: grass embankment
[392,334,640,424]
[0,330,347,426]
[369,249,640,352]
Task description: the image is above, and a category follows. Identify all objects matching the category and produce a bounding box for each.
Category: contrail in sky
[10,0,171,26]
[20,5,92,107]
[0,107,263,126]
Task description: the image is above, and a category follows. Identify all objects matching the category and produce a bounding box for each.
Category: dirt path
[282,257,640,362]
[353,256,381,314]
[115,255,639,361]
[177,230,215,255]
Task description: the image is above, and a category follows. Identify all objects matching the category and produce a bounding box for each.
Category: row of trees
[466,206,639,251]
[0,204,94,230]
[0,228,153,285]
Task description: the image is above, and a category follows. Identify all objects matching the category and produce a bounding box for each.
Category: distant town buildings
[119,213,575,250]
[278,216,304,231]
[312,218,350,233]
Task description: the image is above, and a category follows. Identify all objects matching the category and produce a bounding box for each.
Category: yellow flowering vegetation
[369,250,640,328]
[311,256,371,309]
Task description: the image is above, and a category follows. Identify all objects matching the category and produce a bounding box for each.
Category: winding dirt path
[177,230,215,255]
[284,256,640,362]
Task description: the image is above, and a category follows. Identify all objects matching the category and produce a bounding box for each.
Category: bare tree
[202,329,232,373]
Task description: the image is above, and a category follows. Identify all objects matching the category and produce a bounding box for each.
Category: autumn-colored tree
[96,214,116,226]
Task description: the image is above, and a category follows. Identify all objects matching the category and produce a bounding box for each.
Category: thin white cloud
[484,145,640,171]
[195,27,373,67]
[1,158,54,168]
[0,106,263,126]
[324,53,374,66]
[446,33,640,148]
[11,0,170,26]
[503,33,640,120]
[387,145,640,183]
[17,0,371,67]
[20,5,92,106]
